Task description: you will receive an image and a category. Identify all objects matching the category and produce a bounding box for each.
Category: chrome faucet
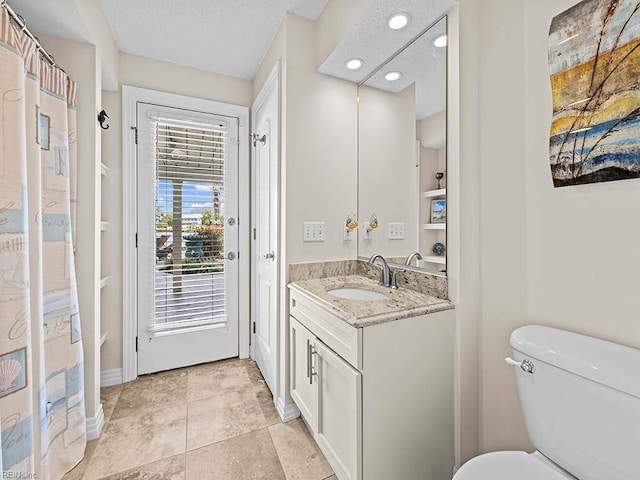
[390,268,405,289]
[404,251,423,266]
[369,254,390,287]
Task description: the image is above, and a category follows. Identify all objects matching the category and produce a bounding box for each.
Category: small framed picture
[38,111,50,150]
[431,199,446,224]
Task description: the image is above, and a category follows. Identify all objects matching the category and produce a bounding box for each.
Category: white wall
[73,0,119,90]
[447,1,482,466]
[417,110,446,149]
[285,14,358,265]
[39,36,103,422]
[456,0,640,459]
[100,54,253,373]
[358,84,417,258]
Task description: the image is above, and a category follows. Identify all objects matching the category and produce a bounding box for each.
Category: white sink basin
[327,287,388,301]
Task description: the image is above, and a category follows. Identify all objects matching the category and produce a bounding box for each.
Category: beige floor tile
[268,419,333,480]
[84,405,187,480]
[62,439,99,480]
[187,388,267,450]
[96,454,185,480]
[101,384,123,423]
[254,384,282,426]
[185,429,285,480]
[111,370,187,421]
[187,358,253,403]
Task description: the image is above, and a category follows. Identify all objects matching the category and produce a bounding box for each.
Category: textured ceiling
[363,18,446,120]
[99,0,328,80]
[319,0,454,119]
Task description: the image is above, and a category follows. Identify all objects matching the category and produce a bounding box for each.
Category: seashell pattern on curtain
[0,5,86,479]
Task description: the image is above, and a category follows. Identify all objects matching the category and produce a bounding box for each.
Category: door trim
[122,85,250,382]
[250,63,281,396]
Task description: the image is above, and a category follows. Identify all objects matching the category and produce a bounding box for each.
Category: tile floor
[64,358,336,480]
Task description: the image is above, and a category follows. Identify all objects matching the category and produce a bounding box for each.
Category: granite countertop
[288,275,454,328]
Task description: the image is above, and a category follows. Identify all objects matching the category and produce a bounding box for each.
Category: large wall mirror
[357,16,447,274]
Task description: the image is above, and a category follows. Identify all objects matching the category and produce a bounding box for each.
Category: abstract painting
[549,0,640,187]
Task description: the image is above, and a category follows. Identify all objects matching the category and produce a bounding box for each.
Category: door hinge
[131,126,138,144]
[135,336,138,352]
[252,322,256,334]
[135,233,138,248]
[253,228,256,240]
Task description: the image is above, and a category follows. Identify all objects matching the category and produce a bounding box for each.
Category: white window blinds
[148,115,230,332]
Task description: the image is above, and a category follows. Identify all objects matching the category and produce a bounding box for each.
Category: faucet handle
[390,269,405,289]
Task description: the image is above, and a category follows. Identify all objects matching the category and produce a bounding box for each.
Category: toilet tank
[510,326,640,480]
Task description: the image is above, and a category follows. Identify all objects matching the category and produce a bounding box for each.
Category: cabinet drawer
[290,289,362,370]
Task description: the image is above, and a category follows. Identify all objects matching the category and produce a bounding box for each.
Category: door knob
[263,251,275,260]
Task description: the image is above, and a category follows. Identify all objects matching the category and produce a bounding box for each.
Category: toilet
[454,325,640,480]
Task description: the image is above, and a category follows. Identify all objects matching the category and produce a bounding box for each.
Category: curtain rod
[1,0,59,68]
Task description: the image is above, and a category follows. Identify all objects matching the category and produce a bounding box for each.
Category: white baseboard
[275,397,300,423]
[86,404,104,441]
[101,368,123,387]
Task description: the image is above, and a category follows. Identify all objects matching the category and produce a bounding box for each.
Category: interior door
[315,339,362,480]
[252,73,279,393]
[136,102,239,375]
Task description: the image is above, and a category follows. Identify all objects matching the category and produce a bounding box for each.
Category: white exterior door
[136,101,239,375]
[315,339,362,480]
[252,69,279,394]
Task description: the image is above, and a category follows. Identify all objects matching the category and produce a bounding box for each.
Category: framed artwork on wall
[431,199,446,224]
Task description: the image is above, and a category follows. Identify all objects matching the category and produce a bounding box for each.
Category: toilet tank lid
[511,326,640,399]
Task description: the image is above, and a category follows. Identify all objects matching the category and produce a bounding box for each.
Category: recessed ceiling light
[388,13,410,30]
[385,71,402,81]
[346,58,363,70]
[433,34,447,48]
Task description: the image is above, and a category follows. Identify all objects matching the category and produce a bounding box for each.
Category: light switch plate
[344,223,354,241]
[388,223,405,240]
[363,222,373,240]
[303,222,325,242]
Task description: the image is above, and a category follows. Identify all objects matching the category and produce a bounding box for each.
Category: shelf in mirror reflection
[423,223,446,230]
[423,188,446,198]
[420,256,446,266]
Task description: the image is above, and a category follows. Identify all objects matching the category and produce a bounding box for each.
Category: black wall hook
[98,110,109,130]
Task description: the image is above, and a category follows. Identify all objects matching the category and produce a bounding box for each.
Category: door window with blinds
[137,102,239,374]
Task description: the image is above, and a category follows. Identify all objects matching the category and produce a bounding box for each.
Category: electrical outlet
[388,223,405,240]
[303,222,325,242]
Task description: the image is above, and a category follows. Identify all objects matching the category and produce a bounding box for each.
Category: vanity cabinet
[291,316,362,480]
[289,288,454,480]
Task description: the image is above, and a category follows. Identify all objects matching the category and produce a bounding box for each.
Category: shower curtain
[0,6,86,480]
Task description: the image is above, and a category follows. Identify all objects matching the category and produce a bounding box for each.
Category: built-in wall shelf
[100,276,109,289]
[101,162,108,177]
[423,223,446,230]
[423,188,446,198]
[100,331,108,347]
[422,255,446,265]
[100,221,109,231]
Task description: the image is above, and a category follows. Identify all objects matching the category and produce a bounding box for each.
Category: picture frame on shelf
[431,199,446,224]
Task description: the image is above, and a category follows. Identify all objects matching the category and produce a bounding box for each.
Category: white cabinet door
[290,317,318,431]
[314,340,362,480]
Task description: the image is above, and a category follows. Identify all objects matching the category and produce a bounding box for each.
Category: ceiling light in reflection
[385,71,402,81]
[434,34,447,48]
[346,58,363,70]
[388,13,410,30]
